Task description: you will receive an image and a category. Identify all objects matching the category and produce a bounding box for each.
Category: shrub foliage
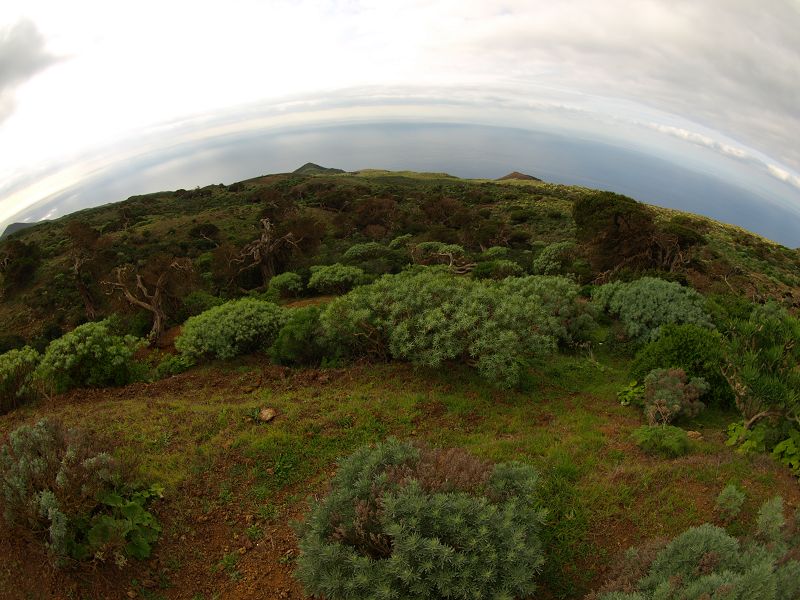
[631,323,732,406]
[632,425,690,458]
[0,346,40,413]
[0,419,160,565]
[296,439,546,600]
[593,277,713,344]
[642,368,708,426]
[320,270,591,386]
[34,321,144,394]
[591,497,800,599]
[176,298,287,360]
[308,264,366,294]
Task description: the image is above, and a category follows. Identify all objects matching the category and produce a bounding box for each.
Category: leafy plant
[617,381,644,407]
[772,429,800,476]
[295,439,546,600]
[176,298,287,360]
[182,290,224,317]
[0,419,161,566]
[590,497,800,599]
[632,425,690,458]
[471,259,524,280]
[592,277,713,344]
[34,320,145,393]
[0,346,40,413]
[642,368,708,425]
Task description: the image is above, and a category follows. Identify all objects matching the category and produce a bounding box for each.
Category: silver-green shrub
[591,497,800,600]
[320,270,582,386]
[0,346,40,413]
[0,419,161,565]
[34,321,144,394]
[716,484,746,523]
[295,439,546,600]
[592,277,713,343]
[308,263,367,294]
[176,298,287,360]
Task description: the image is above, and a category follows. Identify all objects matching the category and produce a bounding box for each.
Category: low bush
[320,270,569,387]
[632,425,690,458]
[590,497,800,599]
[642,368,708,425]
[0,346,40,413]
[268,271,304,299]
[308,264,366,294]
[592,277,713,344]
[176,298,287,360]
[270,306,331,366]
[152,353,195,380]
[295,439,546,600]
[532,241,576,275]
[471,259,524,280]
[715,484,745,523]
[631,323,732,406]
[182,290,224,317]
[35,321,145,394]
[0,419,161,566]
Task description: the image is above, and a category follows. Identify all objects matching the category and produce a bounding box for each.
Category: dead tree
[234,218,303,288]
[104,256,192,342]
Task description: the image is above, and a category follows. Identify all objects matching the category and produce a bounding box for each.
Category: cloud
[0,19,57,123]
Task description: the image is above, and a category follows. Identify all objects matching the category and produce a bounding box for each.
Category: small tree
[64,221,111,320]
[642,368,708,426]
[104,254,193,341]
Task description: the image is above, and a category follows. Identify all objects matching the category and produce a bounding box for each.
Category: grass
[1,350,798,598]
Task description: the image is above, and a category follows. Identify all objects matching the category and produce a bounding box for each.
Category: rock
[258,407,277,423]
[687,430,703,440]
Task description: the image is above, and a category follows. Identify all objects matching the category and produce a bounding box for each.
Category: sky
[1,0,800,245]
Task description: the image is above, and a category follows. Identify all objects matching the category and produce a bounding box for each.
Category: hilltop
[1,166,800,600]
[0,221,41,239]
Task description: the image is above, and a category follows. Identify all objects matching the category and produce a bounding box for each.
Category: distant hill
[0,221,41,239]
[292,163,345,175]
[498,171,542,181]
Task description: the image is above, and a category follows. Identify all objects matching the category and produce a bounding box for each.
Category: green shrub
[308,264,366,294]
[631,324,732,406]
[772,428,800,476]
[497,275,596,345]
[480,246,509,260]
[320,270,566,387]
[532,241,576,275]
[35,321,145,394]
[0,346,40,413]
[268,271,304,299]
[182,290,224,317]
[715,484,746,523]
[0,419,161,566]
[592,277,713,344]
[591,497,800,599]
[471,259,524,280]
[270,306,330,366]
[617,381,644,407]
[632,425,690,457]
[295,439,546,600]
[723,302,800,433]
[176,298,286,360]
[152,353,195,380]
[642,368,708,425]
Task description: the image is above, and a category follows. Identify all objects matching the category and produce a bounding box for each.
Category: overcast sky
[1,0,800,243]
